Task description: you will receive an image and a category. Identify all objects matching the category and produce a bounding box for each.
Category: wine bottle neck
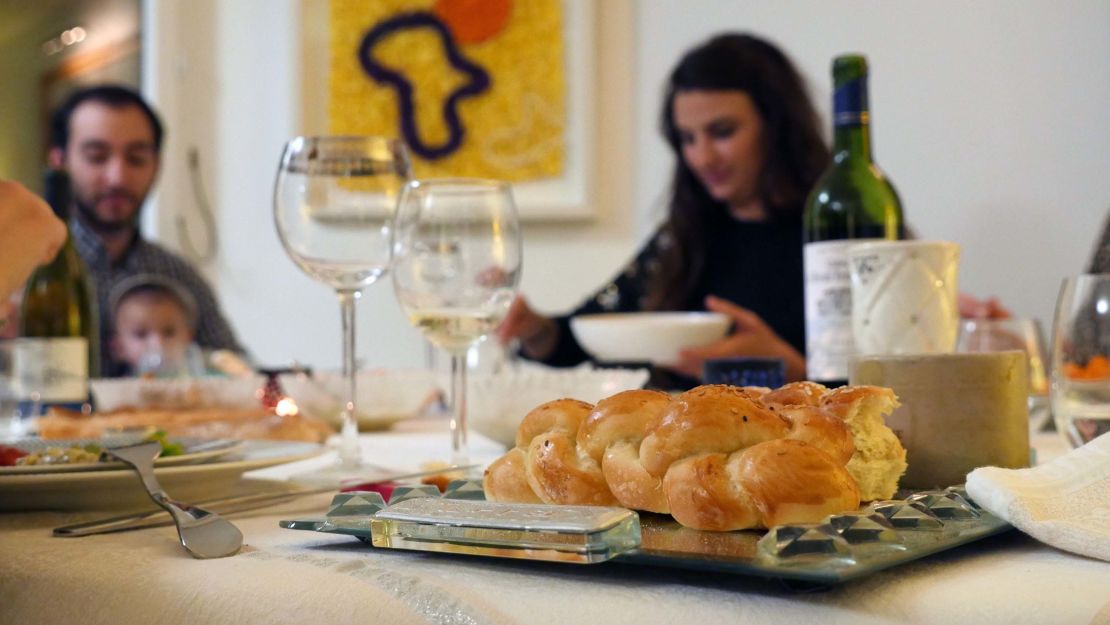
[833,124,872,161]
[43,169,73,221]
[831,72,873,162]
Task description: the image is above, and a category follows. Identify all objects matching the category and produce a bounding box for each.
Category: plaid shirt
[70,218,245,377]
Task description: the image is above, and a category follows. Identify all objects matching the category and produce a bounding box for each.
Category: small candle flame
[275,397,299,417]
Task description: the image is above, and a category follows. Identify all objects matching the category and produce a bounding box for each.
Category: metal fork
[103,442,243,559]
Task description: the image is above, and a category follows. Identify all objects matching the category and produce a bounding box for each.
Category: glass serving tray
[280,481,1011,584]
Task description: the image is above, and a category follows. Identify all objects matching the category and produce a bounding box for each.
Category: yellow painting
[329,0,566,181]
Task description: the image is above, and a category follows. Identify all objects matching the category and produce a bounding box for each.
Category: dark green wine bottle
[15,169,99,414]
[803,54,904,386]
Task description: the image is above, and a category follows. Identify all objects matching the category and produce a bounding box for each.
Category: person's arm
[162,257,246,357]
[189,278,246,356]
[672,295,807,382]
[0,180,66,310]
[1087,211,1110,273]
[497,227,667,366]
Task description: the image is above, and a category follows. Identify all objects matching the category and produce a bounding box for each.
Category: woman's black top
[537,213,805,382]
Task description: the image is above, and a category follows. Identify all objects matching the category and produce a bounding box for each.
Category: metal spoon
[103,442,243,559]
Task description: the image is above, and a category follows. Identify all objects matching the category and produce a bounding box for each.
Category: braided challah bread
[483,382,905,531]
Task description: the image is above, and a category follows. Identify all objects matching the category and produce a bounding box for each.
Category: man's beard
[74,194,142,235]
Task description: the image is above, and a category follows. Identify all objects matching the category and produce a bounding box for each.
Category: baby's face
[113,294,195,367]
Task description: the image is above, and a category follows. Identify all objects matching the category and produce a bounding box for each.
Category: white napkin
[966,431,1110,562]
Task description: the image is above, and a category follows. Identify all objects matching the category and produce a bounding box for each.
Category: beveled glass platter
[280,481,1011,584]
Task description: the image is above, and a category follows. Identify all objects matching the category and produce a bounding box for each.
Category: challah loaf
[819,385,906,501]
[483,382,905,531]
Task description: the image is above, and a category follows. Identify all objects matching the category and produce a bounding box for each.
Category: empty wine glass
[1050,274,1110,447]
[957,317,1050,426]
[274,136,411,472]
[391,179,521,464]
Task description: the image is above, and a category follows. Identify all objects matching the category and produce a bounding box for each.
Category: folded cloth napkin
[966,431,1110,562]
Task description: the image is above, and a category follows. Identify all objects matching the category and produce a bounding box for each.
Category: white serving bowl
[468,365,650,447]
[90,375,267,412]
[569,312,731,365]
[278,369,439,431]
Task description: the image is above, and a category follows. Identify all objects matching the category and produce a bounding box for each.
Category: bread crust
[639,385,789,477]
[576,390,672,512]
[483,447,541,503]
[483,382,904,530]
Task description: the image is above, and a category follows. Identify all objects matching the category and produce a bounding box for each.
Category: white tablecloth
[3,424,1109,625]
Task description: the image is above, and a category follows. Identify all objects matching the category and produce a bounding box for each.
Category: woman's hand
[671,295,807,382]
[495,295,559,360]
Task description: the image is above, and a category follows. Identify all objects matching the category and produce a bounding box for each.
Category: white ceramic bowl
[278,369,439,431]
[90,375,267,412]
[469,365,650,447]
[569,312,731,364]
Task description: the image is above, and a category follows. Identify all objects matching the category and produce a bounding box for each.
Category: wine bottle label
[804,240,859,381]
[11,337,89,403]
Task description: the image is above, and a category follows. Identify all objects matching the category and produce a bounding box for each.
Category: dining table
[2,419,1109,625]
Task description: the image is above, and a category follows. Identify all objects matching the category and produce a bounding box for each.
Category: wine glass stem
[337,289,361,468]
[450,352,469,465]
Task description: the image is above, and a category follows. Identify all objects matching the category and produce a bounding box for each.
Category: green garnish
[142,428,185,457]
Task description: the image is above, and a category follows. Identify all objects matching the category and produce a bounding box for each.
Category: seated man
[48,85,245,376]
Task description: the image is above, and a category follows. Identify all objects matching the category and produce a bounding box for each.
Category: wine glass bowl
[273,136,411,473]
[1050,275,1110,448]
[957,317,1050,425]
[274,136,410,292]
[391,179,522,463]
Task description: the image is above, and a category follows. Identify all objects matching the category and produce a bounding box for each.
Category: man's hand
[671,295,807,382]
[0,180,67,301]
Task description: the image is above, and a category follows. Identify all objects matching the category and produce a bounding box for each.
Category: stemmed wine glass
[391,179,522,464]
[956,317,1051,427]
[274,136,411,473]
[1050,274,1110,448]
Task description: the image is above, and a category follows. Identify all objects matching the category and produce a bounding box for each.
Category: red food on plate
[0,444,28,466]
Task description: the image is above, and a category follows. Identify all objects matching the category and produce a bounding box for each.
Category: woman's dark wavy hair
[647,32,829,310]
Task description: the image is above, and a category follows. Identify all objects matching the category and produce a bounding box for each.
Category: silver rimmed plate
[0,439,324,511]
[0,435,244,475]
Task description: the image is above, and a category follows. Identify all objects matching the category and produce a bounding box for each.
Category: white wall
[634,0,1110,330]
[145,0,1110,370]
[145,0,637,370]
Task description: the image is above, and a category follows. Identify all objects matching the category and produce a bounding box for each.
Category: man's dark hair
[50,84,164,152]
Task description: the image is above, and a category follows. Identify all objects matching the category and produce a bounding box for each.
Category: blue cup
[703,357,785,389]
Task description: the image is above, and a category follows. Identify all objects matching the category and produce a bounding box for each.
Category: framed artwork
[302,0,597,221]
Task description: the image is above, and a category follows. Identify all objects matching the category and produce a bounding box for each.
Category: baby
[109,274,201,377]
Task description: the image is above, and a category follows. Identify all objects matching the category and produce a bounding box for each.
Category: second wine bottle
[14,169,100,416]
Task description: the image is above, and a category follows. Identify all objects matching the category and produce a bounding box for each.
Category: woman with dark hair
[497,32,826,385]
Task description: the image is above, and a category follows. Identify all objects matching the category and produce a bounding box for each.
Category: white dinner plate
[0,436,244,475]
[0,439,324,511]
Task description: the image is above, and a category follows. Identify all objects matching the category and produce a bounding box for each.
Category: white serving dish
[469,365,650,447]
[278,369,439,431]
[569,312,730,365]
[90,375,267,412]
